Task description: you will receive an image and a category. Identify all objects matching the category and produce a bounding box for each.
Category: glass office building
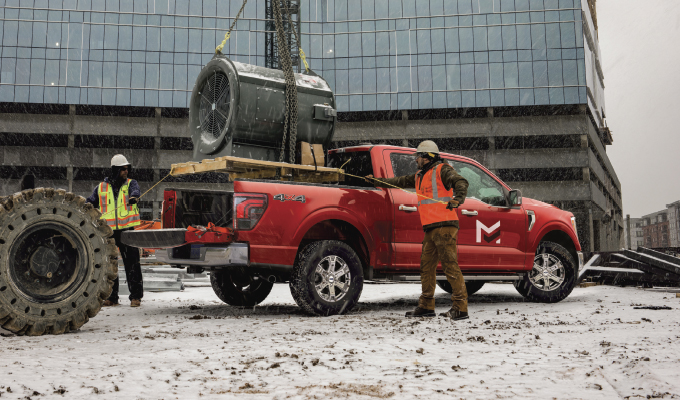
[0,0,606,128]
[0,0,620,251]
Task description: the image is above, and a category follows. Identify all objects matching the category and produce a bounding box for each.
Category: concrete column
[487,137,496,170]
[588,207,595,252]
[153,201,160,220]
[401,110,408,121]
[152,168,161,220]
[67,167,73,192]
[67,105,75,193]
[582,167,590,182]
[626,214,631,250]
[487,107,494,118]
[580,134,588,149]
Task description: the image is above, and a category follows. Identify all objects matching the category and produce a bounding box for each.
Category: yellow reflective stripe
[118,215,140,223]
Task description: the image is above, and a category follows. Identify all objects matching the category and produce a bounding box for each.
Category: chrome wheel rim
[313,255,351,302]
[529,252,565,291]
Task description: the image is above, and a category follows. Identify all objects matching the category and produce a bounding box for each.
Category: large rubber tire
[210,269,274,307]
[290,240,363,316]
[0,189,117,336]
[437,280,485,296]
[514,241,577,303]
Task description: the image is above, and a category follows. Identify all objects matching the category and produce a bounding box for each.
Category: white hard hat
[111,154,131,167]
[414,140,439,156]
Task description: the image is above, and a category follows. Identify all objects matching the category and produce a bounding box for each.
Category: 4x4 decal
[476,220,501,244]
[274,194,306,203]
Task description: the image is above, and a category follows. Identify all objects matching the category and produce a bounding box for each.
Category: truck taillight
[233,193,268,230]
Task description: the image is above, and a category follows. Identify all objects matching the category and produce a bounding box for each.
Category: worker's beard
[110,166,127,184]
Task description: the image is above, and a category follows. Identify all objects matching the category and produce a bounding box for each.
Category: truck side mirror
[508,189,522,207]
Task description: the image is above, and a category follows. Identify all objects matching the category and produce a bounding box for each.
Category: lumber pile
[171,156,344,183]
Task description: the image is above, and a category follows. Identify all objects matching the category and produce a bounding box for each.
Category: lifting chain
[281,1,309,73]
[272,0,299,164]
[215,0,249,54]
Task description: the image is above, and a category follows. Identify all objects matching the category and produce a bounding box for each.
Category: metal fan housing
[189,54,336,161]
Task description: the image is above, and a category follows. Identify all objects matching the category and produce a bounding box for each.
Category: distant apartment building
[640,210,669,249]
[667,201,680,248]
[624,216,644,250]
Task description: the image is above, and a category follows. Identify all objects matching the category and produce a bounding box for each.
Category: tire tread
[0,188,116,336]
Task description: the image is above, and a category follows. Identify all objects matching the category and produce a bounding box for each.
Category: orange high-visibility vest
[98,180,141,230]
[416,163,458,226]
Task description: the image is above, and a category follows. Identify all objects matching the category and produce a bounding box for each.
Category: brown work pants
[418,226,468,312]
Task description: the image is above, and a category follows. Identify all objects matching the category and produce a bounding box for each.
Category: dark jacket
[86,177,141,209]
[373,160,469,231]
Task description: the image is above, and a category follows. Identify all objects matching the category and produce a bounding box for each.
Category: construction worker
[86,154,143,308]
[366,141,470,320]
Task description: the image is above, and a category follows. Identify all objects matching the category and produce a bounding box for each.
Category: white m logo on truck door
[476,220,501,244]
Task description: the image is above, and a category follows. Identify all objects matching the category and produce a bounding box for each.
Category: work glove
[127,197,138,206]
[446,200,459,210]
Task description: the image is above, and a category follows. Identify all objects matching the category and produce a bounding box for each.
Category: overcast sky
[597,0,680,217]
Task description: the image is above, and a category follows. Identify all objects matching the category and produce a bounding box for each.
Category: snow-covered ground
[1,282,679,399]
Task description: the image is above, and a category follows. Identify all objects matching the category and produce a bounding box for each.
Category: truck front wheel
[513,241,577,303]
[210,270,273,307]
[290,240,364,316]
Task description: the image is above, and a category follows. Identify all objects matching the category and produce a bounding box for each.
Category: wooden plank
[171,155,344,183]
[228,169,279,180]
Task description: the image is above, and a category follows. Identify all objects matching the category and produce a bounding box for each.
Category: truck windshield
[327,151,374,188]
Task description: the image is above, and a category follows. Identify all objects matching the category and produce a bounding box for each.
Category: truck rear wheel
[437,280,485,296]
[514,241,577,303]
[290,240,363,316]
[210,269,273,307]
[0,189,117,336]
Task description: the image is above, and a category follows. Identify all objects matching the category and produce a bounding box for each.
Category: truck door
[385,151,423,270]
[446,159,526,270]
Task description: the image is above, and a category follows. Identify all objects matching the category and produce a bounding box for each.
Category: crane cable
[213,0,310,165]
[215,0,249,54]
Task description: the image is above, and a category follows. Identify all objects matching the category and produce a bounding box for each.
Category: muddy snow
[1,283,679,399]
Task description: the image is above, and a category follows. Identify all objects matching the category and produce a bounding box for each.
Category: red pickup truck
[124,145,583,315]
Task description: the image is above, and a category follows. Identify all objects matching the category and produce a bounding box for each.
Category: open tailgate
[121,227,233,249]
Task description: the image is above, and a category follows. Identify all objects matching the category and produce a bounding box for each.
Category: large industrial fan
[189,55,337,162]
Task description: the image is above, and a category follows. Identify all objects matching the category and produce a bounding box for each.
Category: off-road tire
[0,188,117,336]
[290,240,363,316]
[514,241,577,303]
[437,280,485,296]
[210,269,274,307]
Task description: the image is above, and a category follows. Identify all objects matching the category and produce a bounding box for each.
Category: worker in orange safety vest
[366,140,470,320]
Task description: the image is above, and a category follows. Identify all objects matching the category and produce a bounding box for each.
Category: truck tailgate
[121,229,188,248]
[121,227,233,249]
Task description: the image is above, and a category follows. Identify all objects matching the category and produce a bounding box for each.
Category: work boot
[439,308,469,321]
[130,299,141,308]
[405,307,436,318]
[103,300,119,307]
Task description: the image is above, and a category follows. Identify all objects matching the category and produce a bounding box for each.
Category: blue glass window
[502,25,517,50]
